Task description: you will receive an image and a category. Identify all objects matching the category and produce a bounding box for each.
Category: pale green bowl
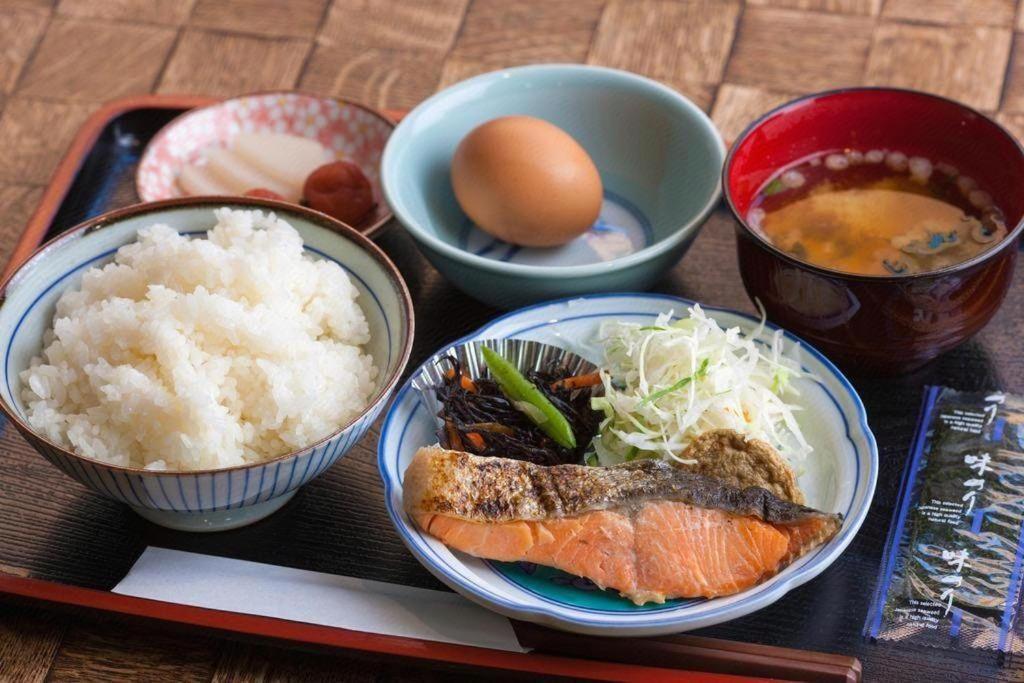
[382,64,725,309]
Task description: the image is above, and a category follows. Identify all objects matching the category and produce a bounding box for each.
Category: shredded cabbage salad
[589,305,812,472]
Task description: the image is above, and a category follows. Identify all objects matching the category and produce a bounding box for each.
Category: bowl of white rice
[0,198,414,531]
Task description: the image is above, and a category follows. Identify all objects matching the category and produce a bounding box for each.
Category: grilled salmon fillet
[404,446,842,605]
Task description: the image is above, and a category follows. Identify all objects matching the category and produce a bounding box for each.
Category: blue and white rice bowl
[0,198,414,532]
[378,293,877,636]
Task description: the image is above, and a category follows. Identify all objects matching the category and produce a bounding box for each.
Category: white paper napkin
[113,547,527,653]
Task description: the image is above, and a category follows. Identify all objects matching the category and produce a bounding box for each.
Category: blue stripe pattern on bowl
[18,400,385,512]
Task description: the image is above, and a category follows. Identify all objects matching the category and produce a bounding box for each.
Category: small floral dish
[378,293,877,635]
[0,198,414,532]
[137,92,395,236]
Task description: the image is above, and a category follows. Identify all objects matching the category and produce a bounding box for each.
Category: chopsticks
[512,621,862,683]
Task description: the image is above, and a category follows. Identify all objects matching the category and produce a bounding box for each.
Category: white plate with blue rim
[378,293,878,636]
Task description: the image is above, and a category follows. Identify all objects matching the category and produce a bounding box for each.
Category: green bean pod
[481,346,576,449]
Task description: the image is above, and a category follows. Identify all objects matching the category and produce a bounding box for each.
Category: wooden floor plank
[301,44,444,110]
[158,29,310,96]
[210,639,480,682]
[864,22,1012,111]
[17,17,175,102]
[438,0,604,86]
[881,0,1017,27]
[710,83,799,145]
[55,0,196,25]
[0,7,49,95]
[1000,33,1024,111]
[302,0,471,109]
[0,183,44,263]
[189,0,329,39]
[725,7,873,92]
[0,98,94,184]
[744,0,881,15]
[210,643,275,683]
[5,0,56,8]
[436,59,507,89]
[46,620,218,683]
[317,0,469,52]
[0,606,64,683]
[996,110,1024,141]
[588,0,739,94]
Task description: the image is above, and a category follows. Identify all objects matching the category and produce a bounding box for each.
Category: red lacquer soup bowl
[724,88,1024,374]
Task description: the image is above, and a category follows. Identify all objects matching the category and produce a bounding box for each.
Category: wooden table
[2,0,1023,680]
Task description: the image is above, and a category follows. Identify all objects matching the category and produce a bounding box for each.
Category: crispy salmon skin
[404,446,842,605]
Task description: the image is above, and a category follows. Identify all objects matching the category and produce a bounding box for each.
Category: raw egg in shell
[451,116,603,248]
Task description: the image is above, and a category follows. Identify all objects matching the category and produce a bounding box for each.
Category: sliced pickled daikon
[232,133,332,197]
[203,147,298,201]
[178,164,232,196]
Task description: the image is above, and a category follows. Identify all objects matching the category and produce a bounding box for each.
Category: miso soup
[747,150,1008,276]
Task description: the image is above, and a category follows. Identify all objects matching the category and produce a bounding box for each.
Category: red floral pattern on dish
[137,93,392,208]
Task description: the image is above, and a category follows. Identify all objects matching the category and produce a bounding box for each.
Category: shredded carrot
[465,432,485,450]
[446,366,477,392]
[550,372,602,392]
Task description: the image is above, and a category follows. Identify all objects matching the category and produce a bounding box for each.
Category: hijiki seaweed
[434,357,600,466]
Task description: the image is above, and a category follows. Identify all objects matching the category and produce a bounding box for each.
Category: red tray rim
[1,573,766,682]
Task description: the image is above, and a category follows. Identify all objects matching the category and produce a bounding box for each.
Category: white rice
[20,208,378,471]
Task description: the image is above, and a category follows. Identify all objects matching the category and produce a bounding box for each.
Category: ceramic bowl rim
[723,86,1024,283]
[381,63,726,278]
[0,196,415,476]
[135,90,397,238]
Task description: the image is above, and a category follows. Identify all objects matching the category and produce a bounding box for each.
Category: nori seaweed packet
[866,387,1024,656]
